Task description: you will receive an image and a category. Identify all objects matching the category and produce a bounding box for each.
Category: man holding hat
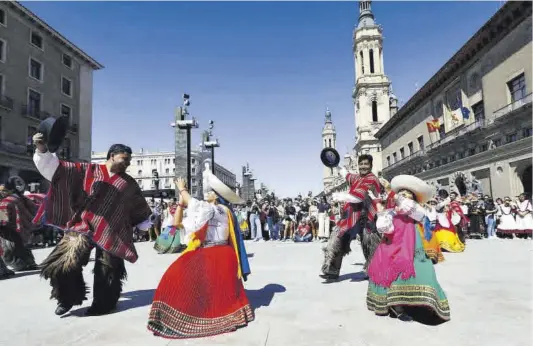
[320,154,381,281]
[32,132,152,316]
[0,176,39,279]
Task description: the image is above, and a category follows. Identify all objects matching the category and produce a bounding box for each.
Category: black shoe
[55,304,72,316]
[0,270,15,279]
[319,273,339,281]
[85,304,115,316]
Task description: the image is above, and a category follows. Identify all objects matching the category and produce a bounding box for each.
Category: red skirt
[147,245,254,339]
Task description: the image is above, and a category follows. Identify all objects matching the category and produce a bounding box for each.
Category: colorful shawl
[0,194,37,243]
[447,200,469,226]
[368,214,416,288]
[33,161,152,263]
[337,172,381,237]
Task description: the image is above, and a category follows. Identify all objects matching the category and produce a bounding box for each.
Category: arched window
[328,139,332,147]
[324,139,327,147]
[369,49,375,73]
[372,101,378,122]
[359,51,364,74]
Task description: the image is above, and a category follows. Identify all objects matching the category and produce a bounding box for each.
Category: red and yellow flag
[426,119,440,133]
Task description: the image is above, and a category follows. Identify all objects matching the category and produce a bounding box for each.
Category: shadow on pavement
[322,271,368,284]
[67,289,155,317]
[245,283,286,310]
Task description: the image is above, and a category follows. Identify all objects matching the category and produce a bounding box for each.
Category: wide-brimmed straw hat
[203,168,245,205]
[391,175,434,204]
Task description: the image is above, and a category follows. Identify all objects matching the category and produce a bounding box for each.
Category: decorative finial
[357,0,375,28]
[325,107,332,122]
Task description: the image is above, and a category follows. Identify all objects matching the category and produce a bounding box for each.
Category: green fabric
[154,226,183,254]
[366,226,451,322]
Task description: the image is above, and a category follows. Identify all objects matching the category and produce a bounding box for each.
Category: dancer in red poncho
[32,133,152,316]
[320,154,381,281]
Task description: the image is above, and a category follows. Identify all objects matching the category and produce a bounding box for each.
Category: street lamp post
[204,120,220,174]
[170,94,199,191]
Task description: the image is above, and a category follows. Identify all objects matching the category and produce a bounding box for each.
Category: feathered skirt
[147,244,254,339]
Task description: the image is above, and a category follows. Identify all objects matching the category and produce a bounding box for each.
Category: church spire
[357,0,375,28]
[325,107,332,123]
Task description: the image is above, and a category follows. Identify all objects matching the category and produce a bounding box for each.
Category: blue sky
[23,1,501,197]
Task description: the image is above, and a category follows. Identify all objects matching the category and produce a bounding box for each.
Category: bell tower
[322,108,336,190]
[352,0,394,175]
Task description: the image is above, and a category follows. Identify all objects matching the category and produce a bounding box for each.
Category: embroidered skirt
[147,244,254,339]
[435,228,465,253]
[367,228,451,324]
[417,227,445,264]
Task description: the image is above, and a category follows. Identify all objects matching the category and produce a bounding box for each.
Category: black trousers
[40,232,126,312]
[321,222,381,277]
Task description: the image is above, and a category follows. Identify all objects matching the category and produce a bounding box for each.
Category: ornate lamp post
[204,120,220,174]
[170,93,199,191]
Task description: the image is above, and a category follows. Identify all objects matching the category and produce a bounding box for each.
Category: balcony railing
[0,95,14,111]
[427,119,486,151]
[21,104,50,120]
[491,92,532,122]
[385,150,426,171]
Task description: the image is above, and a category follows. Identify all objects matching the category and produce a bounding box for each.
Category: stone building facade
[92,148,237,199]
[0,1,102,188]
[240,163,256,202]
[375,1,532,198]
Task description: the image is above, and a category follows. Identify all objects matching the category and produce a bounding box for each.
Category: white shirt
[33,150,152,231]
[182,198,229,243]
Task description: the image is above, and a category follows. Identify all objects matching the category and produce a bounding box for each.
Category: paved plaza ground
[1,238,532,346]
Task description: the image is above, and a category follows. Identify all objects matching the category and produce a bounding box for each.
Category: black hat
[320,147,340,168]
[37,116,69,153]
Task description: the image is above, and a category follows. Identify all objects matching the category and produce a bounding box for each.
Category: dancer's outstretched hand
[32,133,47,153]
[175,177,187,191]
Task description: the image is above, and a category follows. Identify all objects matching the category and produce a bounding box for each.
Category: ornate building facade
[352,0,398,175]
[375,1,532,198]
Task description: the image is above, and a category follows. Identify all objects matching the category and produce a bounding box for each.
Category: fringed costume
[148,169,253,339]
[0,193,39,273]
[367,179,450,324]
[321,167,381,280]
[33,150,152,315]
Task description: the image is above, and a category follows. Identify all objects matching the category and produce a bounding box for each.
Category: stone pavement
[0,238,532,346]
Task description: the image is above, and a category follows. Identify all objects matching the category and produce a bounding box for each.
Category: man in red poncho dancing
[320,154,381,281]
[32,133,152,316]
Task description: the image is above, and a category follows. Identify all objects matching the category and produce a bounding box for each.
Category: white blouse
[182,198,229,243]
[376,195,426,234]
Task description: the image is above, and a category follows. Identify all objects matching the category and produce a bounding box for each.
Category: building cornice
[9,1,104,70]
[374,1,532,140]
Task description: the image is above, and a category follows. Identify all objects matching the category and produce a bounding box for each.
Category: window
[0,39,5,62]
[60,104,71,118]
[369,49,375,73]
[399,148,405,159]
[438,123,446,139]
[28,89,41,116]
[359,51,364,74]
[472,101,485,122]
[192,188,197,195]
[27,126,37,147]
[417,136,424,151]
[480,144,488,152]
[493,138,502,147]
[192,159,196,165]
[137,180,142,186]
[192,167,196,174]
[173,168,175,173]
[506,133,517,143]
[371,101,378,122]
[0,8,6,26]
[469,147,476,156]
[137,160,141,166]
[192,178,196,186]
[508,73,526,102]
[523,128,532,138]
[61,77,72,96]
[165,168,169,174]
[386,156,391,167]
[392,152,397,163]
[29,58,43,81]
[59,138,71,160]
[407,142,414,155]
[30,31,43,50]
[62,53,72,68]
[138,170,142,176]
[445,83,462,111]
[328,139,332,147]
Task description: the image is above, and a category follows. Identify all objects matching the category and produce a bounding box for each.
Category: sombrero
[203,169,245,205]
[391,175,434,204]
[38,116,69,153]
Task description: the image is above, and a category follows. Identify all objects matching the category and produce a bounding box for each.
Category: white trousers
[318,212,330,238]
